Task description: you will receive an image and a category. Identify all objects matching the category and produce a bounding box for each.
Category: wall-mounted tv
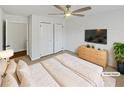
[85,29,107,44]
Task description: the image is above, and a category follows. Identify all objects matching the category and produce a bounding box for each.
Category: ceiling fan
[48,5,91,17]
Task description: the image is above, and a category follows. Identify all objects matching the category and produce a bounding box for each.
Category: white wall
[5,15,28,23]
[0,8,4,51]
[28,15,40,60]
[0,8,2,51]
[65,9,124,67]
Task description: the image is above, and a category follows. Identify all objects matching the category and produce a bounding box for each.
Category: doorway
[4,21,28,58]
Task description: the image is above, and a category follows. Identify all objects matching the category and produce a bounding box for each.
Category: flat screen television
[85,29,107,44]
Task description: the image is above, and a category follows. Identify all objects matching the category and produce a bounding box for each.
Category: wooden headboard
[77,46,108,68]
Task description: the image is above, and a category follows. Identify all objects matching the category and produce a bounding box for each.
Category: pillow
[20,70,35,87]
[2,74,18,87]
[17,60,31,82]
[0,59,8,76]
[6,60,17,74]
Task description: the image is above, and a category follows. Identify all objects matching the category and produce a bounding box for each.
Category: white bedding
[29,53,115,87]
[29,63,59,87]
[55,53,104,87]
[41,58,94,87]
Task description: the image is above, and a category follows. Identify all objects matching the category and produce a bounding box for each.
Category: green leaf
[113,42,124,64]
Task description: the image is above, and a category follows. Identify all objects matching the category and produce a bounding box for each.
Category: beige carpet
[13,51,124,87]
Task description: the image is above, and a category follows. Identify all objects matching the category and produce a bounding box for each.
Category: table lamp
[0,49,14,62]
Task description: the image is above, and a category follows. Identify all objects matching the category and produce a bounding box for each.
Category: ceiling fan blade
[72,13,85,17]
[72,7,91,13]
[54,5,65,12]
[48,13,64,15]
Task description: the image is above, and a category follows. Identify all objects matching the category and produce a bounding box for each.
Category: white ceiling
[0,5,124,17]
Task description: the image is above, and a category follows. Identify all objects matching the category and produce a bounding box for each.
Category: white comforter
[30,63,59,87]
[55,53,104,87]
[41,58,93,87]
[29,53,115,87]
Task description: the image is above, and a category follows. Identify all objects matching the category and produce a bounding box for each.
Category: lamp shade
[0,49,14,59]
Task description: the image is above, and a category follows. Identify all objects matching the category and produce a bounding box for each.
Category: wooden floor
[11,50,26,59]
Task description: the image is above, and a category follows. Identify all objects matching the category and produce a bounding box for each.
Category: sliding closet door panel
[54,24,63,53]
[40,22,53,57]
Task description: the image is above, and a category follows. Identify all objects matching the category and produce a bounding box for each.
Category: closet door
[40,22,53,57]
[54,24,63,53]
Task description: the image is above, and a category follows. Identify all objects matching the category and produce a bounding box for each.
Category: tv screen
[85,29,107,44]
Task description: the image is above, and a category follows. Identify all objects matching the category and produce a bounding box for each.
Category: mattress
[41,58,94,87]
[55,53,104,87]
[29,63,59,87]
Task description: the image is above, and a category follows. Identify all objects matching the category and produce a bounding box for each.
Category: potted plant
[86,44,90,48]
[98,48,101,50]
[113,42,124,74]
[91,45,95,48]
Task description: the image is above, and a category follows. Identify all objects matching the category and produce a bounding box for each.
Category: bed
[30,53,116,87]
[0,53,116,87]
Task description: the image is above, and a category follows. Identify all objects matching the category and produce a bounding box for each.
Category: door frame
[5,19,28,55]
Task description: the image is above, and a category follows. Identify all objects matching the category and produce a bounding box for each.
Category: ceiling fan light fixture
[52,5,91,18]
[65,13,71,17]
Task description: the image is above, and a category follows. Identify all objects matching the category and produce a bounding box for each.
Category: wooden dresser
[77,46,108,68]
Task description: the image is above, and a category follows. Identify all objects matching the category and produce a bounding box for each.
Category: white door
[54,24,63,53]
[39,22,53,57]
[6,22,27,52]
